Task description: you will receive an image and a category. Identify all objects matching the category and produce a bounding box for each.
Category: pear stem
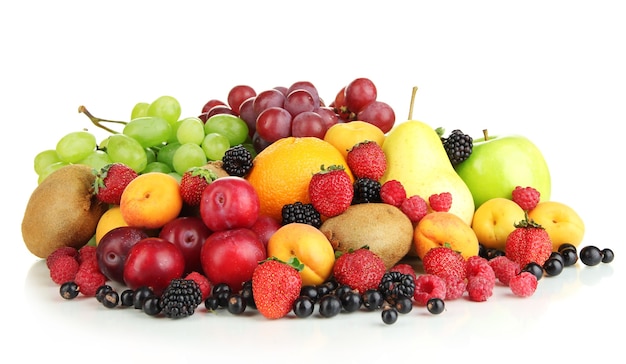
[78,105,126,134]
[408,86,418,120]
[482,129,489,140]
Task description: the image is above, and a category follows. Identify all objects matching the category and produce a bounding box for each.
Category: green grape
[38,161,68,184]
[145,148,157,165]
[56,131,97,163]
[142,161,172,174]
[176,117,205,145]
[78,150,112,170]
[105,134,148,173]
[123,116,171,148]
[131,102,150,120]
[168,119,183,143]
[168,172,182,183]
[172,143,207,175]
[204,114,249,147]
[202,133,230,161]
[147,95,181,125]
[34,149,61,175]
[156,142,181,170]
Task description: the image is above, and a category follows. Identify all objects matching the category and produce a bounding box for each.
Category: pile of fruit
[22,78,614,324]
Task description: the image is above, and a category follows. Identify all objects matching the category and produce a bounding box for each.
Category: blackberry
[222,145,253,177]
[281,202,322,228]
[442,129,473,166]
[159,279,203,319]
[352,177,381,204]
[378,271,415,304]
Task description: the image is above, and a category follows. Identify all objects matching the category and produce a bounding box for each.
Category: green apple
[454,133,551,210]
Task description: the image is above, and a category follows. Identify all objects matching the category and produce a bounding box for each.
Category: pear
[380,120,475,225]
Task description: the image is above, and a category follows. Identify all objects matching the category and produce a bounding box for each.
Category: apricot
[528,201,585,250]
[120,172,183,229]
[323,121,385,159]
[471,198,526,251]
[413,211,479,260]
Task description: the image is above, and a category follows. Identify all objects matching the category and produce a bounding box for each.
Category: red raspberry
[488,256,521,286]
[428,192,452,212]
[444,277,467,300]
[509,271,538,297]
[466,256,496,282]
[78,245,97,265]
[511,186,540,211]
[74,263,107,297]
[390,263,417,282]
[413,274,447,306]
[46,246,78,269]
[49,255,80,285]
[467,275,495,302]
[185,271,212,301]
[380,180,407,207]
[400,195,428,222]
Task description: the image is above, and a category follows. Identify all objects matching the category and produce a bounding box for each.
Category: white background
[1,1,625,362]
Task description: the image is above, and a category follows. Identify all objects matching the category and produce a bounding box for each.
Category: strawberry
[422,246,467,283]
[180,167,218,206]
[346,140,387,180]
[308,164,353,217]
[93,163,138,205]
[252,257,303,319]
[332,247,386,294]
[505,214,552,267]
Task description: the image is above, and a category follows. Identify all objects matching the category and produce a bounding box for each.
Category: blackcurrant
[362,289,384,311]
[543,258,564,277]
[142,296,162,316]
[59,281,79,300]
[95,284,113,303]
[318,295,342,318]
[601,248,615,263]
[522,262,544,281]
[299,285,319,302]
[561,248,578,267]
[102,290,119,308]
[548,252,565,266]
[427,298,445,315]
[580,246,603,266]
[394,296,413,314]
[120,289,135,307]
[381,306,398,325]
[227,294,246,315]
[293,296,315,318]
[133,286,155,309]
[341,291,363,313]
[558,243,577,253]
[204,296,219,311]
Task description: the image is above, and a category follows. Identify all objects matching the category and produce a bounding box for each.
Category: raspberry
[185,271,212,301]
[74,263,107,297]
[46,246,78,269]
[400,195,428,223]
[467,275,495,302]
[466,256,496,283]
[511,186,541,211]
[488,256,521,286]
[49,255,80,285]
[380,180,407,207]
[413,274,447,306]
[78,245,97,265]
[444,277,467,300]
[428,192,452,212]
[389,263,417,282]
[509,271,538,297]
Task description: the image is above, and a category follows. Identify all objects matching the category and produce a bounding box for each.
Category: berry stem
[78,105,126,134]
[408,86,418,120]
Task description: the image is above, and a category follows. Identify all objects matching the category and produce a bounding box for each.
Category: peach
[267,222,335,286]
[95,206,128,245]
[413,211,479,260]
[528,201,585,250]
[323,121,385,159]
[120,172,183,229]
[471,197,526,251]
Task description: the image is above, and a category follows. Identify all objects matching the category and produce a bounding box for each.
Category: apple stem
[78,105,126,134]
[482,129,489,140]
[408,86,418,120]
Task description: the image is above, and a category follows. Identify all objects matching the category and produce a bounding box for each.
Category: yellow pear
[380,120,475,225]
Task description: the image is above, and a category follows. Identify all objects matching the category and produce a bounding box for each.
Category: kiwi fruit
[319,203,414,269]
[203,161,230,178]
[22,164,108,259]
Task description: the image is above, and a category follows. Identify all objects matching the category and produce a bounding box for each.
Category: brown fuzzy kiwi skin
[319,203,414,269]
[203,161,230,178]
[21,164,108,259]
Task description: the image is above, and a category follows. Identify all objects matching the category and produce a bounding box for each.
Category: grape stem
[78,105,126,134]
[408,86,418,120]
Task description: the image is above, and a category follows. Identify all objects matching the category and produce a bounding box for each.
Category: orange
[413,211,479,260]
[323,121,386,159]
[120,172,182,229]
[95,206,128,245]
[245,137,353,221]
[267,222,336,286]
